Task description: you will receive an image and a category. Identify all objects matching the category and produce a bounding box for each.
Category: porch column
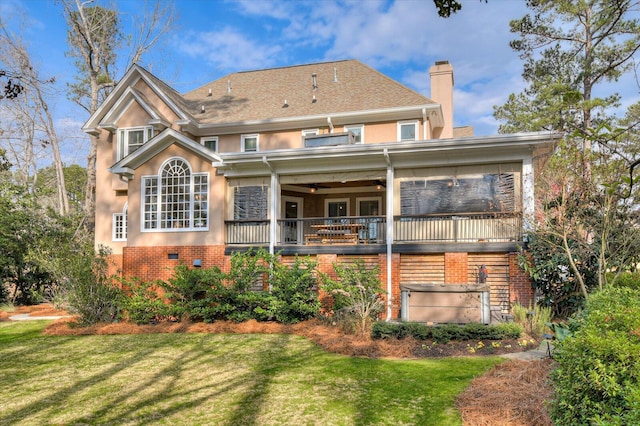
[522,154,534,232]
[385,154,394,321]
[269,171,279,256]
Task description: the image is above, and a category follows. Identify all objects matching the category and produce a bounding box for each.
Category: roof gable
[83,64,192,134]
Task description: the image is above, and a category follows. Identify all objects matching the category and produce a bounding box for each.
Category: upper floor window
[201,136,218,152]
[241,134,259,152]
[344,125,364,144]
[398,121,418,141]
[112,203,128,241]
[118,127,153,160]
[142,158,208,231]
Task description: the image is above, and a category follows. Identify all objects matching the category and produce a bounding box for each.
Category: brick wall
[444,252,468,283]
[122,245,227,282]
[509,252,534,308]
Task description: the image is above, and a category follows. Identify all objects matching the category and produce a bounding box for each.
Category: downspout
[384,149,394,321]
[327,116,334,133]
[422,108,427,140]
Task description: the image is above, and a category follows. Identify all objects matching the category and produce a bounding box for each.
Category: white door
[282,196,304,244]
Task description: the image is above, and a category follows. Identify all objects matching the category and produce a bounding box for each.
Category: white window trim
[356,197,382,216]
[302,129,319,138]
[344,124,364,144]
[397,120,418,141]
[117,126,153,160]
[241,134,259,152]
[324,198,350,218]
[112,203,128,241]
[140,157,210,232]
[201,136,219,152]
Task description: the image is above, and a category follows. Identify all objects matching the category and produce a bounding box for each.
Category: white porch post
[269,171,279,256]
[522,154,534,233]
[385,151,394,321]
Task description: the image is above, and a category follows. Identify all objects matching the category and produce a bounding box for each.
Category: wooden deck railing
[224,213,522,245]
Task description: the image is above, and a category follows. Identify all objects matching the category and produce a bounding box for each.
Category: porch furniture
[305,223,364,245]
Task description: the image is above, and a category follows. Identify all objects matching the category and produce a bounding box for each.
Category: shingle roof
[182,60,434,124]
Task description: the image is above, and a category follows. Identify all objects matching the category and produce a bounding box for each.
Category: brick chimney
[429,60,454,139]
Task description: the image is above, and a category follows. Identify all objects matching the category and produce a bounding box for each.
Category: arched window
[142,158,208,231]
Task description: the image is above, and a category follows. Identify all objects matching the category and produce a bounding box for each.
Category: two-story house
[84,59,560,323]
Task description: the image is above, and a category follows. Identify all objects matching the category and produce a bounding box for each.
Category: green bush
[265,256,320,324]
[550,286,640,425]
[611,271,640,290]
[120,278,167,324]
[59,246,123,325]
[371,321,522,343]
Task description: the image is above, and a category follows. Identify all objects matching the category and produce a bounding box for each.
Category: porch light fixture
[309,184,318,193]
[374,180,386,190]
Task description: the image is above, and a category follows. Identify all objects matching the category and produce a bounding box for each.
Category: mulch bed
[4,304,556,425]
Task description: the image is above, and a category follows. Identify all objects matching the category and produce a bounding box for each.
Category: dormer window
[118,126,153,160]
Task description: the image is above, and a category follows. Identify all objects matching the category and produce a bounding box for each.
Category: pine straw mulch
[457,358,555,426]
[4,304,556,426]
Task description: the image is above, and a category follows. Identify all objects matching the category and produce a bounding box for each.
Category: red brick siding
[444,252,468,284]
[509,252,534,308]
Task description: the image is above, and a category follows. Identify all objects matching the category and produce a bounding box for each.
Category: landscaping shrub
[549,286,640,425]
[263,256,320,323]
[59,246,123,325]
[321,260,385,336]
[611,271,640,290]
[159,263,225,321]
[120,278,168,324]
[371,321,522,343]
[512,302,552,338]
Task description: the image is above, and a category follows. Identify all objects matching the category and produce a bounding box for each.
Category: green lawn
[0,321,501,425]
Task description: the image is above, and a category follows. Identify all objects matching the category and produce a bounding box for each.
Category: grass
[0,321,502,425]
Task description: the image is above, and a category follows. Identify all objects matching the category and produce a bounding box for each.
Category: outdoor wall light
[309,184,318,193]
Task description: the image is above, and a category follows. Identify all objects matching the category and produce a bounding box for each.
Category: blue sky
[2,0,639,167]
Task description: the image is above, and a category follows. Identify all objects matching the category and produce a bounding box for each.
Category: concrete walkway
[8,313,70,321]
[500,340,554,361]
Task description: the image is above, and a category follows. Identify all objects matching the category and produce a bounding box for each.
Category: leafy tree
[495,0,640,137]
[433,0,487,18]
[522,125,640,317]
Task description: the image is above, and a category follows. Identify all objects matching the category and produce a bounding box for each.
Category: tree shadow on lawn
[1,332,317,425]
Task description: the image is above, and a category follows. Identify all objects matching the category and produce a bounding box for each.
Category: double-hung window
[241,134,259,152]
[142,158,209,231]
[398,121,418,141]
[118,126,153,160]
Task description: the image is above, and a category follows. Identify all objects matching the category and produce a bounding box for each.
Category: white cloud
[177,27,283,72]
